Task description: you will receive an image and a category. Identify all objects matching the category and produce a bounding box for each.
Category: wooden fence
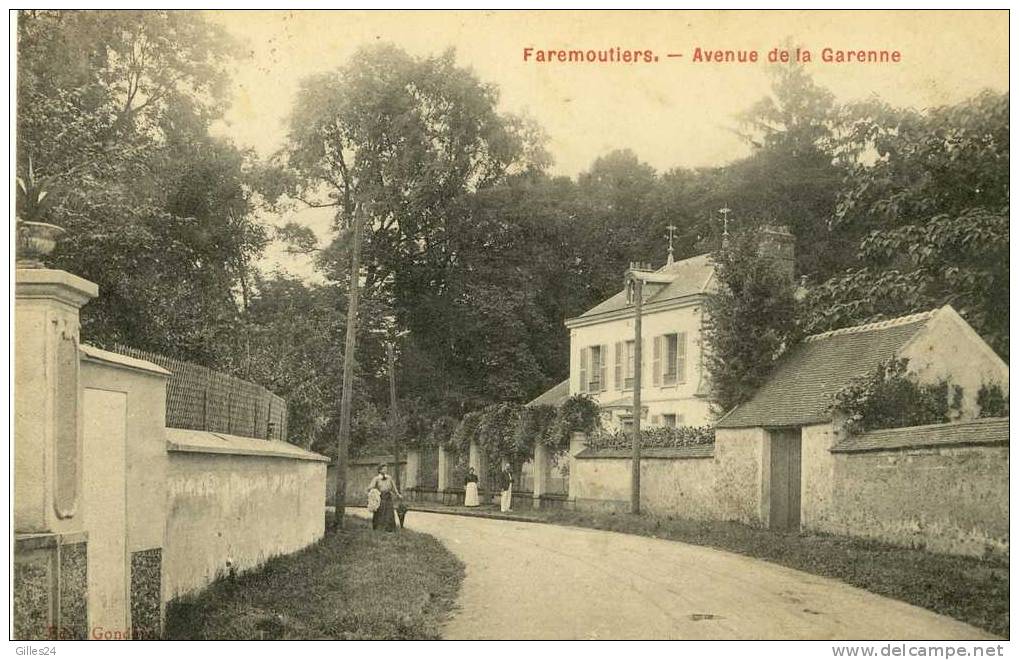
[113,345,288,441]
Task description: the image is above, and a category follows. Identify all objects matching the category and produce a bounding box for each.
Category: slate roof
[526,378,570,407]
[575,253,715,319]
[831,417,1009,453]
[715,310,937,429]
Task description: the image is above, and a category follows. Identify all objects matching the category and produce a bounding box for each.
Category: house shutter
[651,414,660,426]
[579,348,588,393]
[652,335,662,386]
[614,342,623,390]
[676,332,687,384]
[595,346,603,391]
[642,338,648,387]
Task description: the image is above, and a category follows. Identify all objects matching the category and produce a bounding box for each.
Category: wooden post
[387,342,401,492]
[333,204,364,532]
[631,274,643,515]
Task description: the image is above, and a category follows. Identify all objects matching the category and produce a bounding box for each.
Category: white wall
[900,306,1009,419]
[164,429,328,600]
[569,300,713,427]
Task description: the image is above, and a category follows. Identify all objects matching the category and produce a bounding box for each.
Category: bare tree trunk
[332,204,364,533]
[388,341,401,492]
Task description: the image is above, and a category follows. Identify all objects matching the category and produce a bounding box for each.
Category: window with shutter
[641,337,647,387]
[663,333,678,385]
[614,342,623,390]
[652,335,662,386]
[579,347,589,393]
[623,340,635,389]
[595,346,603,391]
[676,332,688,384]
[662,414,677,428]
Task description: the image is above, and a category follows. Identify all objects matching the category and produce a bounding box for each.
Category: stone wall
[12,533,88,640]
[713,427,766,525]
[816,420,1009,558]
[80,346,170,639]
[571,445,717,518]
[330,455,407,506]
[164,429,328,600]
[799,422,839,531]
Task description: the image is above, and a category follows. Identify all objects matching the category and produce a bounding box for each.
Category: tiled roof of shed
[526,378,570,407]
[831,417,1009,453]
[576,253,714,319]
[715,310,936,429]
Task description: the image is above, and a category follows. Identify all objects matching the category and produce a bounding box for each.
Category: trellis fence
[113,345,288,441]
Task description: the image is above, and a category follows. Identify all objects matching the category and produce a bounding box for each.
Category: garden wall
[164,429,328,600]
[572,446,716,518]
[819,418,1008,558]
[331,455,407,506]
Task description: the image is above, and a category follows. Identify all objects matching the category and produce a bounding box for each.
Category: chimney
[758,225,795,282]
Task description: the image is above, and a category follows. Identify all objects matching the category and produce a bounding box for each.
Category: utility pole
[387,341,401,492]
[333,203,364,533]
[630,272,643,515]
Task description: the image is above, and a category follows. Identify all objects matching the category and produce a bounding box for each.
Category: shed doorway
[767,428,802,531]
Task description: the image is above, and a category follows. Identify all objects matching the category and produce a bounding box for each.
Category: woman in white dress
[463,467,480,507]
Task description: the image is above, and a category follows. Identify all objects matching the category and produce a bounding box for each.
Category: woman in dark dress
[367,463,401,531]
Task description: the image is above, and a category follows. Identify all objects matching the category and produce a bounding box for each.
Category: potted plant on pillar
[16,157,64,269]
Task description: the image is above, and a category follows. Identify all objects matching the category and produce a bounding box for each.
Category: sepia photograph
[9,6,1011,648]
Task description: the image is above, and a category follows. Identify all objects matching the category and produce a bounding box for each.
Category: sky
[203,10,1008,277]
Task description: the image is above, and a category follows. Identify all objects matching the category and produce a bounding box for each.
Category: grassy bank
[410,502,1008,637]
[164,515,464,640]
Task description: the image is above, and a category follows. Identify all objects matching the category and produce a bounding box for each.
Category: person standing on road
[464,466,480,507]
[499,462,513,513]
[367,463,401,532]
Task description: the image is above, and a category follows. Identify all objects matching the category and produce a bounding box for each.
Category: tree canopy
[20,17,1007,453]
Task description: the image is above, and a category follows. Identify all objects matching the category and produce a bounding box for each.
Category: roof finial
[719,205,732,248]
[665,224,677,265]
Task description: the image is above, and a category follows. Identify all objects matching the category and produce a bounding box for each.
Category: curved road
[361,509,994,640]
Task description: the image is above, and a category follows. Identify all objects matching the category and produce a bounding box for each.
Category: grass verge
[410,501,1008,637]
[164,514,464,640]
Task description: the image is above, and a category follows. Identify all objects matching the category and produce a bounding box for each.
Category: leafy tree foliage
[702,230,799,415]
[805,91,1009,358]
[17,10,266,364]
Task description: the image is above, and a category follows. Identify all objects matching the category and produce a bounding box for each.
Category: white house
[556,226,796,431]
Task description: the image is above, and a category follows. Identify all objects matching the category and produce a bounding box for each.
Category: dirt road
[375,509,995,640]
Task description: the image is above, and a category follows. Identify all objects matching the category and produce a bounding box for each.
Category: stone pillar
[567,431,588,503]
[437,445,452,493]
[532,443,549,506]
[15,268,98,534]
[404,449,420,490]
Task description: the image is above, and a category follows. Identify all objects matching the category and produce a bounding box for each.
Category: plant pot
[16,219,64,269]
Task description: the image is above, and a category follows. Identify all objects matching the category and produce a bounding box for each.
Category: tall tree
[733,62,850,281]
[276,44,548,414]
[17,10,266,364]
[702,230,800,415]
[804,91,1009,358]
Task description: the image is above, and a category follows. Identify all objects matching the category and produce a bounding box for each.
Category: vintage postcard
[10,7,1010,648]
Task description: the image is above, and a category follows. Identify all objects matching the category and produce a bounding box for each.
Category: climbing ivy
[977,383,1009,418]
[448,394,601,466]
[828,358,962,434]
